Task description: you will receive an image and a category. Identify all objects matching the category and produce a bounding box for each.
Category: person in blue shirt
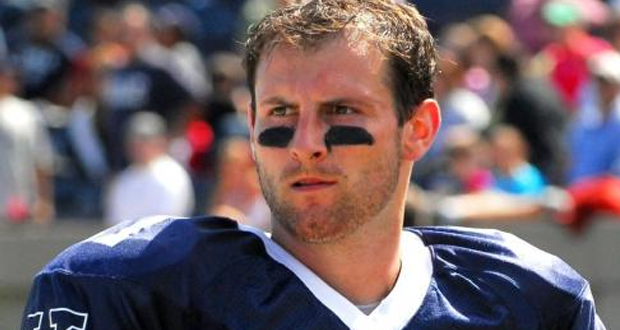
[568,51,620,184]
[489,125,547,196]
[21,1,606,329]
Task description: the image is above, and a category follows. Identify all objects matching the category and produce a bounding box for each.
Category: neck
[271,205,404,305]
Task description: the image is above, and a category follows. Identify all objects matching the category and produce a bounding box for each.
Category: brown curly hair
[244,0,437,125]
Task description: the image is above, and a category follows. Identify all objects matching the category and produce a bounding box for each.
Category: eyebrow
[259,96,373,109]
[259,96,297,108]
[322,98,369,108]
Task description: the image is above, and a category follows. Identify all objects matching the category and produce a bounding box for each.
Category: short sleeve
[21,271,187,330]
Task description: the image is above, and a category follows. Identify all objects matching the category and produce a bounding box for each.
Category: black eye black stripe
[258,126,294,148]
[324,126,374,150]
[257,125,374,150]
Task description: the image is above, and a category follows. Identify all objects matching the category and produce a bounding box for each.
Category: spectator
[426,126,493,195]
[492,52,569,185]
[489,125,547,196]
[187,52,246,182]
[567,50,620,183]
[432,48,491,157]
[188,84,251,215]
[531,0,612,110]
[509,0,555,53]
[0,61,54,223]
[105,112,194,225]
[432,126,564,225]
[413,26,491,188]
[153,3,210,102]
[38,93,105,219]
[202,52,247,137]
[96,3,194,171]
[9,0,84,100]
[65,0,124,43]
[22,31,108,219]
[208,137,270,231]
[465,14,520,104]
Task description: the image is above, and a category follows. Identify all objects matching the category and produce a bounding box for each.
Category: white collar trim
[239,225,433,330]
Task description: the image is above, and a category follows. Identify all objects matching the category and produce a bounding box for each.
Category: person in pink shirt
[532,0,612,110]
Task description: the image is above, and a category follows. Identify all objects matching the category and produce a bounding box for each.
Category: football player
[22,1,606,329]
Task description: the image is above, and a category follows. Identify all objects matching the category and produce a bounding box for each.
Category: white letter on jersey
[26,309,88,330]
[89,215,172,247]
[49,308,88,330]
[27,312,44,330]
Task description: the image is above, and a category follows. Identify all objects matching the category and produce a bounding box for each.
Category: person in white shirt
[0,62,55,223]
[105,111,194,225]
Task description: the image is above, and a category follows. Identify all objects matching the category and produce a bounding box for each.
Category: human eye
[270,105,295,117]
[329,104,357,115]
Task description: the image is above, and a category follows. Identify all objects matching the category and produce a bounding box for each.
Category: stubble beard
[255,143,402,244]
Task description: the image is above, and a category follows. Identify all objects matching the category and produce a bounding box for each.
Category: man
[532,0,611,110]
[104,112,194,225]
[0,61,55,223]
[560,51,620,231]
[96,3,195,171]
[492,52,569,186]
[21,1,605,329]
[568,50,620,183]
[9,0,84,100]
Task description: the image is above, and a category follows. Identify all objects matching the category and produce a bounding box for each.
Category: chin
[277,208,367,244]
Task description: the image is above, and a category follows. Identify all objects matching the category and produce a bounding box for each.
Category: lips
[290,177,337,190]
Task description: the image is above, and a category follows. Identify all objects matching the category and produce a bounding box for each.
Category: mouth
[290,177,337,191]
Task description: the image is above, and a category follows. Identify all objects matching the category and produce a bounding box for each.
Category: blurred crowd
[410,0,620,230]
[1,0,620,231]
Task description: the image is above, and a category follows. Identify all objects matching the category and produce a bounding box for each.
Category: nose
[289,114,328,163]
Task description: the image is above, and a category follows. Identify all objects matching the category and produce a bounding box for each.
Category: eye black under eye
[257,125,374,149]
[258,126,294,147]
[324,126,374,150]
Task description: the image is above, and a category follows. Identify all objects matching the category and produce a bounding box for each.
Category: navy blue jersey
[21,216,605,330]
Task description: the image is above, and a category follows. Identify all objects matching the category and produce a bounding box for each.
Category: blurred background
[2,0,620,328]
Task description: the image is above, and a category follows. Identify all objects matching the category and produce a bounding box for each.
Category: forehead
[262,30,386,68]
[254,34,391,98]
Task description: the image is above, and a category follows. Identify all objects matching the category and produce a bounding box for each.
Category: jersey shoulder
[411,226,589,304]
[41,216,265,284]
[25,217,345,329]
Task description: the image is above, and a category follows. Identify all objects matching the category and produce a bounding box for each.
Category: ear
[401,99,441,161]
